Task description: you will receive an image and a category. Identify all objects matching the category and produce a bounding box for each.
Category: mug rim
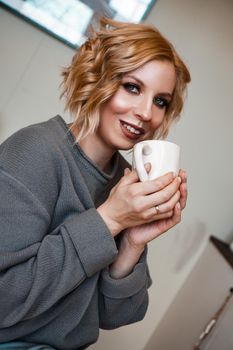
[135,140,180,149]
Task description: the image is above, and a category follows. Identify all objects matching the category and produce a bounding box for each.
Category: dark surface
[210,236,233,269]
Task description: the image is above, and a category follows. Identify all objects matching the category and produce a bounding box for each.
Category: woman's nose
[133,97,152,121]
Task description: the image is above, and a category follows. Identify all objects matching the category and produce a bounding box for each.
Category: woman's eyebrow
[157,92,173,100]
[123,75,144,86]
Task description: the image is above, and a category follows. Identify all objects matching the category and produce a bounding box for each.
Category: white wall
[0,0,233,349]
[0,6,74,141]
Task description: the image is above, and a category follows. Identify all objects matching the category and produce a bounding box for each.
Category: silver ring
[155,205,160,214]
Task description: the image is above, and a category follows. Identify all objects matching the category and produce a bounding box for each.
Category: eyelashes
[122,82,140,94]
[122,82,170,109]
[153,96,169,109]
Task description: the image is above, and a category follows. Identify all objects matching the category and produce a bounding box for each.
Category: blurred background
[0,0,233,349]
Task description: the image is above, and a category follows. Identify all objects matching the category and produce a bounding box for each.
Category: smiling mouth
[120,120,145,136]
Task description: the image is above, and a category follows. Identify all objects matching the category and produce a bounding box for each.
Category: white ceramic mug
[133,140,180,182]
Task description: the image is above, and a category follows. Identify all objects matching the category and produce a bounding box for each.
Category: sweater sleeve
[0,168,117,328]
[98,248,152,329]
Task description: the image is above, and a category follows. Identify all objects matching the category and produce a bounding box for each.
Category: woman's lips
[120,120,145,133]
[120,120,145,140]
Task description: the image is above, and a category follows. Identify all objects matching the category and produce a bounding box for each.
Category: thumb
[124,167,131,175]
[121,167,139,184]
[144,162,151,173]
[122,163,151,184]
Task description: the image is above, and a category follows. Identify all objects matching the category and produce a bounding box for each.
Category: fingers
[169,202,182,226]
[135,206,174,223]
[124,168,131,176]
[179,183,187,209]
[137,200,182,236]
[122,169,181,214]
[144,162,152,173]
[123,162,152,184]
[143,176,181,208]
[178,169,186,182]
[144,172,176,195]
[178,169,187,210]
[154,189,181,214]
[133,186,181,222]
[122,166,177,197]
[121,167,139,184]
[129,171,176,197]
[150,209,174,221]
[118,168,184,229]
[158,202,182,233]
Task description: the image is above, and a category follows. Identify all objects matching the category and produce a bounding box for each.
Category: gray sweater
[0,116,151,350]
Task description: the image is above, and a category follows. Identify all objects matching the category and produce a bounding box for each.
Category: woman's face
[97,59,176,152]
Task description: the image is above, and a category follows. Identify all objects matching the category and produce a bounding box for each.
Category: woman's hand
[124,168,187,249]
[178,169,187,210]
[97,166,182,237]
[109,169,187,279]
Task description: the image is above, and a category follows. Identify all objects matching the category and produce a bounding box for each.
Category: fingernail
[177,202,181,209]
[144,163,151,173]
[178,176,182,183]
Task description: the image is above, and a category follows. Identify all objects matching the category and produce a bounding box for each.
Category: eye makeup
[153,96,170,109]
[122,78,171,109]
[122,82,140,94]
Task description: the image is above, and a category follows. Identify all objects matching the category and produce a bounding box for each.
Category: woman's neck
[71,126,116,172]
[81,137,115,171]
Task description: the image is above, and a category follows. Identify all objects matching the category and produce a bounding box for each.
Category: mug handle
[134,143,150,182]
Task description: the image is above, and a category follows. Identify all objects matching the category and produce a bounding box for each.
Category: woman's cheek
[110,91,136,112]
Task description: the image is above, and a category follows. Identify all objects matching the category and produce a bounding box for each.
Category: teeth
[123,123,141,135]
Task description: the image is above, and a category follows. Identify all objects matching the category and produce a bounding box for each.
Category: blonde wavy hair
[61,17,191,141]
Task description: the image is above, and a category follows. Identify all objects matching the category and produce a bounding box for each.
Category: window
[0,0,156,48]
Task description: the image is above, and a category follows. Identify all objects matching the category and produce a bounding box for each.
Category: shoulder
[0,117,64,170]
[0,117,69,214]
[0,117,66,191]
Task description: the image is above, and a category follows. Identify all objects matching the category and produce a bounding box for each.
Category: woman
[0,17,190,350]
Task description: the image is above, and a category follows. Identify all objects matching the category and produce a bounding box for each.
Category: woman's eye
[123,83,140,94]
[153,97,169,109]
